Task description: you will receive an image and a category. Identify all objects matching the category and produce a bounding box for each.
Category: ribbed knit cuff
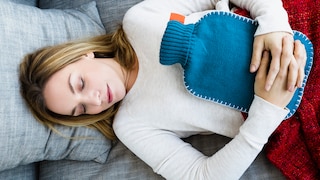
[160,20,195,66]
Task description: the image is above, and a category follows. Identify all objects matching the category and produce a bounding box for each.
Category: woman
[20,0,307,179]
[19,27,137,140]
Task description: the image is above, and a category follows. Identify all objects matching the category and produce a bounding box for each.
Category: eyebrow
[68,74,76,116]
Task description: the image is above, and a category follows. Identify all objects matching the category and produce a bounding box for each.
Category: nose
[83,90,101,106]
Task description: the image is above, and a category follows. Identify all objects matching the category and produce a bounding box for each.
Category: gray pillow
[38,0,144,33]
[8,0,38,6]
[0,1,111,171]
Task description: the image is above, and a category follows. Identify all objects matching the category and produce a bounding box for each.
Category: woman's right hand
[254,39,307,108]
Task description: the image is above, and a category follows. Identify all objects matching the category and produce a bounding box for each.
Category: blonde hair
[19,26,136,140]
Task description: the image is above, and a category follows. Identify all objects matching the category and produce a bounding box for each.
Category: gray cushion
[39,141,164,180]
[0,163,38,180]
[0,1,111,171]
[38,0,144,33]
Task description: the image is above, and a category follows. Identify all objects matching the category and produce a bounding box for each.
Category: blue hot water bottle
[160,11,313,119]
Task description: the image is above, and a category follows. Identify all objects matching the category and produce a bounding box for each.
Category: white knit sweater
[113,0,291,179]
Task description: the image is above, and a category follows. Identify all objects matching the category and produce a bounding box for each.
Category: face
[43,52,126,116]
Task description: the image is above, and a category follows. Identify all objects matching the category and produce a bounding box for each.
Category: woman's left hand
[254,38,307,108]
[250,32,306,92]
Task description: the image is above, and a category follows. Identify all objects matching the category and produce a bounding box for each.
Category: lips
[107,85,113,104]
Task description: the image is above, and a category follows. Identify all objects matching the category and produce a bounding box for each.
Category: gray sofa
[0,0,285,179]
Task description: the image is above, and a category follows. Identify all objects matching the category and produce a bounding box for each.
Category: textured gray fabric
[40,141,164,180]
[0,163,38,180]
[39,134,285,179]
[38,0,144,33]
[2,0,38,6]
[0,1,110,171]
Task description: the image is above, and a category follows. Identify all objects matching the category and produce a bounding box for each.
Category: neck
[125,57,139,92]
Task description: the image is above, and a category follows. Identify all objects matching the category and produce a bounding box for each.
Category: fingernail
[288,85,294,92]
[265,84,271,91]
[250,64,256,72]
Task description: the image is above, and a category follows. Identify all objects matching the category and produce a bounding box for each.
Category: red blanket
[264,0,320,179]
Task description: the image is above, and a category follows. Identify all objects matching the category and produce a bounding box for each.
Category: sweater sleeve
[114,95,288,180]
[230,0,293,35]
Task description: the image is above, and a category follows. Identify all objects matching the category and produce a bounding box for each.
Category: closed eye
[81,104,87,114]
[80,77,85,90]
[78,77,86,115]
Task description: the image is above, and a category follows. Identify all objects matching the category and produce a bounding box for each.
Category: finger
[294,40,307,87]
[280,36,296,91]
[251,36,264,73]
[287,57,298,92]
[256,50,270,79]
[265,41,282,91]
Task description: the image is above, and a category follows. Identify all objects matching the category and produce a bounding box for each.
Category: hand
[254,40,306,108]
[251,32,306,92]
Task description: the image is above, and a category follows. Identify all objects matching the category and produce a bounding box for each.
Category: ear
[85,52,95,59]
